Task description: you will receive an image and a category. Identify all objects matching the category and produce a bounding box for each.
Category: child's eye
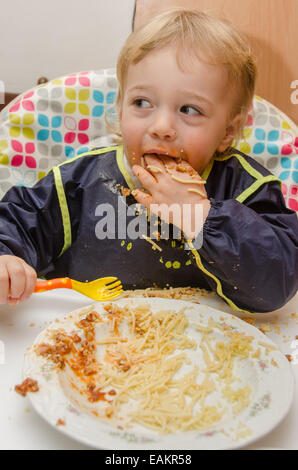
[180,105,201,116]
[133,98,151,108]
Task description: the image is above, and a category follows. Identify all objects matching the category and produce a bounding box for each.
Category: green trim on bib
[187,240,252,314]
[236,175,281,203]
[201,158,214,181]
[54,145,120,170]
[115,146,136,191]
[51,145,121,257]
[213,152,281,203]
[53,166,72,257]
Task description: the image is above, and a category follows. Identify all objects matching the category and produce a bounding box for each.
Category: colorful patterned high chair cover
[0,69,297,210]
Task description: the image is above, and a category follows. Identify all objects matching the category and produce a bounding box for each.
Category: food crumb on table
[56,418,66,426]
[14,378,39,396]
[258,323,272,334]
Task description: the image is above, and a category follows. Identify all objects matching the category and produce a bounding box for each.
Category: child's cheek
[127,150,139,166]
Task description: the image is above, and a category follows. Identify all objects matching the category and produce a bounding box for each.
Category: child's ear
[217,113,242,153]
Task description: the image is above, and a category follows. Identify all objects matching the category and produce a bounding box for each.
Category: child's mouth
[142,151,181,160]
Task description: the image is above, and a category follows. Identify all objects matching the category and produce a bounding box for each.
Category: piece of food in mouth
[143,153,198,177]
[143,151,174,161]
[146,164,164,174]
[176,164,187,172]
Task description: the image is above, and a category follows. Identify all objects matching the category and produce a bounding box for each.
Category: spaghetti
[36,302,254,434]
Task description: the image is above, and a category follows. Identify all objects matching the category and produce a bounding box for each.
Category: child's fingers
[6,260,27,301]
[143,154,166,173]
[159,156,200,178]
[157,155,177,166]
[175,159,203,180]
[0,264,9,304]
[132,165,157,189]
[132,189,154,208]
[0,256,37,305]
[19,264,37,301]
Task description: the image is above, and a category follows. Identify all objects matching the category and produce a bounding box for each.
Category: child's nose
[148,113,177,141]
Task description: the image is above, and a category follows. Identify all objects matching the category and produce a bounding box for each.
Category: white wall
[0,0,134,93]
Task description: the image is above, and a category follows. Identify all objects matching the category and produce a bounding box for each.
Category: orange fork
[34,277,123,301]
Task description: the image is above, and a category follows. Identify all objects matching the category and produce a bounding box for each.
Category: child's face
[119,45,239,174]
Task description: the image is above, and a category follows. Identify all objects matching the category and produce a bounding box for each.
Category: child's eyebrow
[183,92,213,108]
[127,85,155,94]
[126,86,214,109]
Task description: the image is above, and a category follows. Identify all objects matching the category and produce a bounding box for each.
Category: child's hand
[132,155,210,239]
[0,255,37,306]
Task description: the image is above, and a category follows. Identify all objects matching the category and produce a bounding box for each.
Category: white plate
[22,298,294,450]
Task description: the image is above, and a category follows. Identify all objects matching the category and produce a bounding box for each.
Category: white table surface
[0,289,297,450]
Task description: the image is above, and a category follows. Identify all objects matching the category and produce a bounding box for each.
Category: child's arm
[191,191,298,313]
[0,172,67,305]
[133,155,298,313]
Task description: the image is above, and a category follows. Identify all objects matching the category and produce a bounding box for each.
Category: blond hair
[111,7,257,142]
